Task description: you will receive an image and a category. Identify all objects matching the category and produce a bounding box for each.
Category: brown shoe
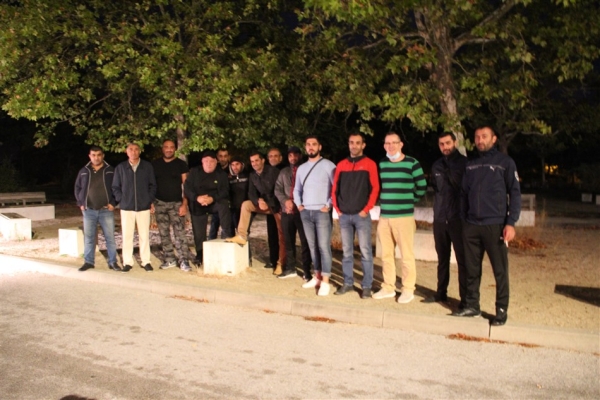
[225,235,247,245]
[273,263,282,275]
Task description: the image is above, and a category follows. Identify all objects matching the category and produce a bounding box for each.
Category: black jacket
[248,164,281,213]
[461,146,521,226]
[228,164,249,210]
[184,166,230,215]
[431,149,467,223]
[74,161,116,208]
[112,159,156,211]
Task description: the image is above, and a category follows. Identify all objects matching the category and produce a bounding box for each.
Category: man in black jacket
[226,152,285,271]
[74,146,120,272]
[184,150,233,266]
[228,157,249,234]
[423,132,467,307]
[454,126,521,326]
[112,143,157,273]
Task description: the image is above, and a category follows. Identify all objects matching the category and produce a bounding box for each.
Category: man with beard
[265,148,285,272]
[293,136,336,296]
[184,150,233,267]
[374,132,427,303]
[332,132,380,298]
[274,146,312,280]
[226,153,284,274]
[423,132,467,306]
[74,146,120,272]
[453,126,521,326]
[112,143,157,272]
[208,148,231,240]
[151,139,193,272]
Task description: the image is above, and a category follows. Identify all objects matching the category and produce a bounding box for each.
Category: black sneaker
[78,263,94,272]
[277,270,298,279]
[121,265,132,273]
[334,284,354,295]
[143,263,154,272]
[361,288,372,299]
[108,263,122,272]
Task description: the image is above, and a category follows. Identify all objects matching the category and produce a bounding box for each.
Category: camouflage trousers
[154,199,193,263]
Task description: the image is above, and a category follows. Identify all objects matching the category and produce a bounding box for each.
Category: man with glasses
[374,132,427,303]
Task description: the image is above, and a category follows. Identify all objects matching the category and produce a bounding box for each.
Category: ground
[0,195,598,331]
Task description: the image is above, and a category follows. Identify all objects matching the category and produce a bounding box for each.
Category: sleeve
[293,167,304,208]
[326,164,335,208]
[505,159,522,226]
[274,169,289,206]
[74,171,84,207]
[183,168,197,202]
[460,170,469,220]
[112,165,123,205]
[105,168,117,207]
[363,159,380,213]
[331,162,342,213]
[247,174,259,205]
[412,160,427,202]
[148,164,157,203]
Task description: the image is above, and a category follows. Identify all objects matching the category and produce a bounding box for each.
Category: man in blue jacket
[454,126,521,326]
[112,143,157,273]
[74,146,120,272]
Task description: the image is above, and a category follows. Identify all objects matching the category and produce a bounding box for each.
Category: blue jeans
[82,208,118,266]
[300,209,332,277]
[339,213,373,289]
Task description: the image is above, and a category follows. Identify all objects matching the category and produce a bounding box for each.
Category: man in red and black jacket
[332,132,380,299]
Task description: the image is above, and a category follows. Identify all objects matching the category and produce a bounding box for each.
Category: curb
[3,254,598,354]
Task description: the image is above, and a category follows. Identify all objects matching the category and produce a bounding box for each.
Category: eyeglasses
[384,141,400,146]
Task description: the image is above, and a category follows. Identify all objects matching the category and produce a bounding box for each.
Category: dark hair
[384,131,402,142]
[217,148,229,154]
[162,139,177,148]
[475,126,497,137]
[249,151,264,160]
[89,145,103,153]
[348,131,366,142]
[438,132,456,141]
[304,135,320,145]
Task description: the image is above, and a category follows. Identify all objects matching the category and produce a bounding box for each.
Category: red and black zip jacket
[332,155,380,215]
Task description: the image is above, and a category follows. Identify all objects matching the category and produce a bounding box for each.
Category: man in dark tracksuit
[274,146,312,280]
[331,133,380,299]
[228,157,249,234]
[423,132,467,307]
[184,150,232,266]
[454,126,521,326]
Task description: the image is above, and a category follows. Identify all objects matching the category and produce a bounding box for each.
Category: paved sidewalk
[2,253,597,354]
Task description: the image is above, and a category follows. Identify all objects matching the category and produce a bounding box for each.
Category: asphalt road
[0,271,598,399]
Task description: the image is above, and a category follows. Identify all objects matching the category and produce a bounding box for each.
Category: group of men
[75,125,520,325]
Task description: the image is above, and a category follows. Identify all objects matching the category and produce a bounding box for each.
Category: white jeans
[120,209,151,266]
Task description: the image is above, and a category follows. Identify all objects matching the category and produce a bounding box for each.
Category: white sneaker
[397,291,414,304]
[317,282,331,296]
[302,277,320,289]
[372,289,396,300]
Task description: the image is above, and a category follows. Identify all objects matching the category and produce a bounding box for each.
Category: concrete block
[375,230,457,264]
[291,301,385,327]
[203,239,248,276]
[0,204,55,221]
[515,210,535,227]
[59,228,84,257]
[489,323,600,353]
[383,310,490,339]
[0,213,32,241]
[581,193,593,203]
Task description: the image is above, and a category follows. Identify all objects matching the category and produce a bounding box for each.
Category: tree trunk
[175,114,187,163]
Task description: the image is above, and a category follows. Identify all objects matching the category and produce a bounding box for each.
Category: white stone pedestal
[203,239,249,276]
[59,228,84,257]
[0,213,32,241]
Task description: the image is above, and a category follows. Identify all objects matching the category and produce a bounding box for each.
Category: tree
[297,0,599,151]
[0,0,316,153]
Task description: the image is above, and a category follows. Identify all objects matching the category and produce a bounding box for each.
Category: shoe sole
[372,292,396,300]
[302,282,320,289]
[397,295,415,304]
[278,274,298,279]
[159,264,176,270]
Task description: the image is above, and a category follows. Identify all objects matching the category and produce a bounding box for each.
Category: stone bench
[202,239,249,276]
[0,213,32,241]
[0,192,46,206]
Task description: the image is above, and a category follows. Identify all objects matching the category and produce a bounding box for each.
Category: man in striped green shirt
[374,132,427,304]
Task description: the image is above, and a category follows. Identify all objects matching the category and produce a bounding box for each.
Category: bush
[577,163,600,193]
[0,159,23,193]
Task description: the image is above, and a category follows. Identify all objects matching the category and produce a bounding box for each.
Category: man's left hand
[178,204,187,217]
[503,225,516,242]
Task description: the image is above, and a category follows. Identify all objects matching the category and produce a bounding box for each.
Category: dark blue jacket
[74,161,116,208]
[431,149,467,223]
[461,146,521,226]
[112,159,156,211]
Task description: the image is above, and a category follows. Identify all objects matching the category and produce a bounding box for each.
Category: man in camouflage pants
[151,139,194,271]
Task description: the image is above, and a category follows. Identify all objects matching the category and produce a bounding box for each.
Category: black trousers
[281,212,312,278]
[433,219,467,306]
[266,214,279,265]
[462,222,509,311]
[191,202,232,260]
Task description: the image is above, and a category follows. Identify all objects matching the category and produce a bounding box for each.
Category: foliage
[0,158,23,192]
[576,163,600,192]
